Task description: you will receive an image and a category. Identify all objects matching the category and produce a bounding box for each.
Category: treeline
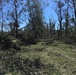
[0,0,76,40]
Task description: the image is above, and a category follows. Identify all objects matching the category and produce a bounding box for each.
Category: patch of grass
[18,41,76,75]
[1,40,76,75]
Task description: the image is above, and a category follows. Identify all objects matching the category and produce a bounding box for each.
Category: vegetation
[0,0,76,75]
[0,40,76,75]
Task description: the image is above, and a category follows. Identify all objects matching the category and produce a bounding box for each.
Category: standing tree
[27,0,44,39]
[64,0,70,37]
[49,19,55,35]
[0,0,4,34]
[54,0,64,37]
[70,0,76,33]
[71,0,76,20]
[6,0,27,38]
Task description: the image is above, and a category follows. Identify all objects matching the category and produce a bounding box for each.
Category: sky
[1,0,58,29]
[20,0,58,28]
[43,0,58,23]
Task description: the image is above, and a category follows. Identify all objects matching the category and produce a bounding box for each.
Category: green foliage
[33,57,42,68]
[1,49,43,75]
[0,40,76,75]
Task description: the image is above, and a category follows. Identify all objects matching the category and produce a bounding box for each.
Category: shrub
[0,69,5,75]
[21,37,38,45]
[44,39,54,45]
[1,50,43,75]
[2,36,13,49]
[0,34,3,43]
[1,36,21,50]
[69,36,76,42]
[64,37,74,44]
[12,43,21,50]
[34,57,42,68]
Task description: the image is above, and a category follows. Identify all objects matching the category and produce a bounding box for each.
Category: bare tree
[6,0,27,38]
[54,0,64,37]
[64,0,70,37]
[0,0,4,34]
[71,0,76,19]
[49,19,55,35]
[70,0,76,33]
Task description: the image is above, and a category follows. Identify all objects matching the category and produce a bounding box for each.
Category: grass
[1,40,76,75]
[17,41,76,75]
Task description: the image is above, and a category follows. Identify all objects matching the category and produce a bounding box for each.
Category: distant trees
[0,0,76,40]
